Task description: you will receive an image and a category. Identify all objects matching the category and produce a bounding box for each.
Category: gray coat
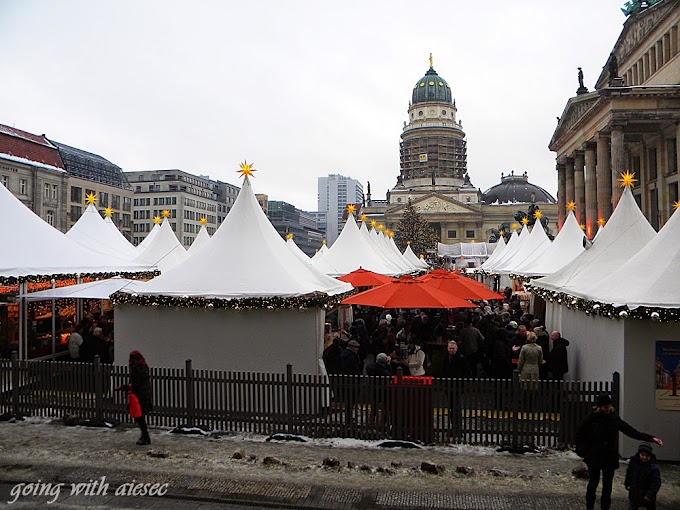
[518,342,543,381]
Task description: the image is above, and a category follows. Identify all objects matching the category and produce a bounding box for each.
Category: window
[669,182,678,210]
[111,195,120,209]
[52,184,58,200]
[123,197,131,211]
[46,210,54,226]
[99,191,109,207]
[649,148,658,180]
[20,179,27,195]
[447,230,457,238]
[1,175,7,188]
[667,139,677,174]
[44,183,50,198]
[70,205,82,222]
[71,186,82,203]
[466,230,475,238]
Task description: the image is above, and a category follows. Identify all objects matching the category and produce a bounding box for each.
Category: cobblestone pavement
[1,419,678,509]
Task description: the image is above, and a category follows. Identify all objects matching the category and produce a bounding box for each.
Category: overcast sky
[1,1,629,211]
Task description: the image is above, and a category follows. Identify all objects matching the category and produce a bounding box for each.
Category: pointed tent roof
[384,233,421,272]
[136,223,161,254]
[187,224,211,255]
[133,219,188,273]
[483,228,527,271]
[310,247,343,276]
[403,243,429,270]
[585,205,680,309]
[515,211,585,277]
[0,182,153,280]
[321,214,402,276]
[122,176,351,299]
[363,224,414,273]
[531,186,656,297]
[104,215,138,255]
[476,236,507,271]
[286,237,312,265]
[493,223,552,274]
[66,204,139,261]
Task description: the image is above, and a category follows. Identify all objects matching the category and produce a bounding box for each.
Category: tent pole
[51,279,56,358]
[18,282,26,360]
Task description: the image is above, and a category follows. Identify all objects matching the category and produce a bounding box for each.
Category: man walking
[549,331,569,380]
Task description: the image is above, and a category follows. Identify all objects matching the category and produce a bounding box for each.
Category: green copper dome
[412,66,452,105]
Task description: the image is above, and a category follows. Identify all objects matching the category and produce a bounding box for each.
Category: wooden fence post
[11,351,19,418]
[511,369,520,448]
[611,371,620,410]
[286,364,294,434]
[186,359,194,428]
[394,367,403,440]
[94,355,103,421]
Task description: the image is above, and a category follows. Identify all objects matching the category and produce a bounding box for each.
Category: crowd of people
[67,313,114,363]
[322,287,569,382]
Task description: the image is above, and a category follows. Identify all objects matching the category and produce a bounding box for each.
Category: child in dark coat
[625,443,661,509]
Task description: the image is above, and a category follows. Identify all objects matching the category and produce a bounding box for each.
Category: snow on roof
[123,176,351,299]
[66,204,140,261]
[531,186,656,297]
[0,152,66,173]
[515,211,585,277]
[0,182,153,280]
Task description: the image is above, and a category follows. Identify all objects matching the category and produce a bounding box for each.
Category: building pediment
[550,94,603,149]
[389,193,479,215]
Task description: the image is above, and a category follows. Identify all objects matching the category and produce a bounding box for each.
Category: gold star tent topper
[199,217,207,225]
[597,218,606,227]
[498,230,505,236]
[566,201,576,211]
[360,214,367,222]
[407,240,411,245]
[580,223,586,231]
[511,223,519,230]
[370,220,377,228]
[104,207,113,217]
[674,201,680,210]
[533,210,543,220]
[85,192,97,205]
[322,240,327,245]
[238,161,256,179]
[285,233,294,240]
[162,210,170,218]
[346,204,356,214]
[618,171,637,188]
[153,216,162,224]
[378,224,384,231]
[521,217,529,225]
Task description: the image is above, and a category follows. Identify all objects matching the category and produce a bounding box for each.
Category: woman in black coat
[117,351,153,445]
[575,394,662,510]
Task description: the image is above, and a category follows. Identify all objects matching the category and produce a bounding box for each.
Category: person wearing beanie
[624,443,661,509]
[366,353,392,377]
[575,395,663,510]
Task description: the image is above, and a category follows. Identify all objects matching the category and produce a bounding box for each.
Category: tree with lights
[393,200,438,257]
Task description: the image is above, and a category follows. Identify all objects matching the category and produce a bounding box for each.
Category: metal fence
[0,353,619,447]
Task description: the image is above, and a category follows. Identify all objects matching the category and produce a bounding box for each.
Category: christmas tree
[393,200,438,257]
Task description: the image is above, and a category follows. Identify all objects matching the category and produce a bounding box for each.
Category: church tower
[395,55,473,199]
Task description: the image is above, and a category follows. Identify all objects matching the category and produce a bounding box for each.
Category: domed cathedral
[550,0,680,238]
[363,55,557,247]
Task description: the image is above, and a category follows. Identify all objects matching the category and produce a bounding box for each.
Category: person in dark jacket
[549,331,570,380]
[340,340,362,375]
[366,353,392,377]
[117,350,153,445]
[625,443,661,510]
[575,394,663,510]
[443,341,468,437]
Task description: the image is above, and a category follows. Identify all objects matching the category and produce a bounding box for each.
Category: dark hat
[376,353,388,365]
[596,394,612,407]
[348,340,360,348]
[638,443,653,455]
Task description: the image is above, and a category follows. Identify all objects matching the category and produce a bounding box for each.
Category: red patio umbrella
[417,269,492,288]
[341,275,476,309]
[421,275,505,301]
[337,267,396,288]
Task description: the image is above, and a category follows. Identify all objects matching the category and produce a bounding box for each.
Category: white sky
[0,0,629,211]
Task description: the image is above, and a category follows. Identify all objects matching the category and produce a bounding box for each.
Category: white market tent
[384,233,421,272]
[527,186,679,461]
[474,236,506,271]
[21,276,143,300]
[133,219,188,272]
[187,224,211,255]
[403,243,430,270]
[364,224,414,273]
[286,237,312,265]
[493,223,552,275]
[485,227,529,272]
[113,174,352,375]
[135,222,161,254]
[319,214,402,276]
[66,204,140,261]
[0,182,154,281]
[310,247,342,275]
[531,186,656,298]
[480,231,517,271]
[514,211,585,278]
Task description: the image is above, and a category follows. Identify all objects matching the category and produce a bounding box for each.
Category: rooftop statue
[621,0,662,17]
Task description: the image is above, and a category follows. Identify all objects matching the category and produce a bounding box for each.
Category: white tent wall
[114,304,325,376]
[543,302,679,461]
[623,320,680,461]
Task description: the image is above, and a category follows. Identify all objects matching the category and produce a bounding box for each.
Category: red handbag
[128,391,142,419]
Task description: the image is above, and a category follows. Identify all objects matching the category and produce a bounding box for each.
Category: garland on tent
[526,283,680,323]
[109,290,354,311]
[0,270,160,286]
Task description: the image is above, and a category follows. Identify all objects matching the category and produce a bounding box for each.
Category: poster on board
[655,341,680,411]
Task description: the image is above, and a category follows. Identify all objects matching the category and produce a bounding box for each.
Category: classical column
[566,157,575,214]
[611,126,626,207]
[584,143,597,238]
[656,137,666,227]
[574,150,585,225]
[557,162,566,228]
[596,134,612,220]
